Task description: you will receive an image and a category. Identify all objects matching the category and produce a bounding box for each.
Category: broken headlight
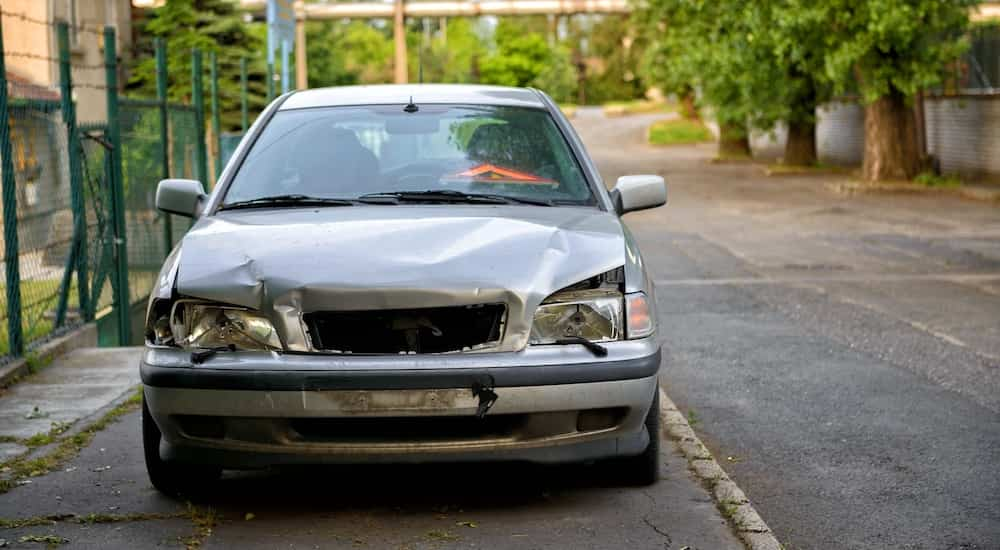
[529,266,654,345]
[148,300,282,351]
[529,289,623,344]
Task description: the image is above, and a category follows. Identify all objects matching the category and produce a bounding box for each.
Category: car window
[223,105,595,205]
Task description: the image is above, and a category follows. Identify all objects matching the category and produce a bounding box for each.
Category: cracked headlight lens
[529,290,623,344]
[170,302,282,350]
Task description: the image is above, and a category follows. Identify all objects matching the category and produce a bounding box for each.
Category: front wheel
[142,394,221,498]
[610,389,660,486]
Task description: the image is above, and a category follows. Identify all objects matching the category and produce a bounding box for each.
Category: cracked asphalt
[3,107,998,550]
[574,107,1000,549]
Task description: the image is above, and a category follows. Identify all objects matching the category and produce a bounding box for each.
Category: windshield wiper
[219,194,355,211]
[553,336,608,357]
[357,190,552,206]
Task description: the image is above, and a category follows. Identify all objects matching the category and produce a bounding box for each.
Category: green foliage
[307,20,395,87]
[814,0,975,103]
[914,171,962,187]
[648,118,712,145]
[639,0,973,137]
[479,21,576,102]
[126,0,268,131]
[574,15,647,104]
[410,18,487,83]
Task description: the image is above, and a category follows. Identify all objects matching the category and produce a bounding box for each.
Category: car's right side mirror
[610,175,667,215]
[156,179,207,218]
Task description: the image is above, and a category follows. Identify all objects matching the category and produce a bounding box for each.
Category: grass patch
[18,534,68,546]
[558,104,578,118]
[914,171,962,188]
[648,118,713,146]
[764,162,850,176]
[604,99,676,116]
[21,421,72,448]
[0,388,142,494]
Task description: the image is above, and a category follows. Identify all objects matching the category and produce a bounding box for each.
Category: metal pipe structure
[241,0,629,18]
[241,0,630,87]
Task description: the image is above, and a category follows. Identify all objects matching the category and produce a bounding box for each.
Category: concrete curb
[827,180,1000,203]
[0,323,98,388]
[658,388,782,550]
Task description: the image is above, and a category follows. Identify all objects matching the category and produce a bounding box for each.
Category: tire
[611,389,661,486]
[142,394,221,498]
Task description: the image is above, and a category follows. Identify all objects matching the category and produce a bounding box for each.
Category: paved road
[572,107,1000,549]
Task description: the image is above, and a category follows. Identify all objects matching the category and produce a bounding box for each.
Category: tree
[479,20,577,103]
[813,0,975,181]
[127,0,267,132]
[639,0,755,158]
[641,2,840,164]
[307,20,394,87]
[408,17,486,84]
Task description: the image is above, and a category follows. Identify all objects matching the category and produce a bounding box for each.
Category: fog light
[577,408,625,431]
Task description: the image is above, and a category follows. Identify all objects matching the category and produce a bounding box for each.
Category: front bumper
[142,339,661,467]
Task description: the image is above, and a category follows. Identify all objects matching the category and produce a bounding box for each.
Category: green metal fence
[0,14,240,363]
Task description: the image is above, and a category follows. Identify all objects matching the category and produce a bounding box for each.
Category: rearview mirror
[610,175,667,215]
[156,179,206,218]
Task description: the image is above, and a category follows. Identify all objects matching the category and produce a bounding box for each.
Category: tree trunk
[784,119,817,166]
[680,85,698,120]
[863,91,921,181]
[718,123,750,159]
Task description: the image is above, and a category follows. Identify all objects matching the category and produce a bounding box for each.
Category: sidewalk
[0,347,142,460]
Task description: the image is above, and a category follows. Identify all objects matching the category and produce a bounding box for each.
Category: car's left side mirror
[156,179,207,218]
[610,175,667,215]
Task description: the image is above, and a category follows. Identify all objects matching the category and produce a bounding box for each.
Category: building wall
[816,101,866,166]
[2,0,132,121]
[1,0,54,87]
[925,95,1000,178]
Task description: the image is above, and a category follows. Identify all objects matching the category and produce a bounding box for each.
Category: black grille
[304,304,506,354]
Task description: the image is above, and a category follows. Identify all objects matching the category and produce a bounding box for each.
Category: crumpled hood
[174,205,625,351]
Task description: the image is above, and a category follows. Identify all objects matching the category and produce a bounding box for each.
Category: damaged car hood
[172,205,626,352]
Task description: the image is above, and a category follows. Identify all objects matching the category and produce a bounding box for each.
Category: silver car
[142,84,667,496]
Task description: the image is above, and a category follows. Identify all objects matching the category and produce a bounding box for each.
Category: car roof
[279,84,548,111]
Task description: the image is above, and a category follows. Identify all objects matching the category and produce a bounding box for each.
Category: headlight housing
[529,268,655,345]
[147,300,282,351]
[529,289,623,344]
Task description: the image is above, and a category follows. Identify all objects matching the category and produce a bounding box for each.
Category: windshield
[223,105,595,206]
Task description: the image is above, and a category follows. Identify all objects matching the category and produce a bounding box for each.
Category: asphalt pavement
[575,106,1000,549]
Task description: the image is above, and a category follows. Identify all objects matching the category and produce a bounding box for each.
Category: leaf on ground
[455,520,478,528]
[244,512,255,521]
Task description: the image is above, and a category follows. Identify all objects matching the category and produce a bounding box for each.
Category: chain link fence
[1,12,243,363]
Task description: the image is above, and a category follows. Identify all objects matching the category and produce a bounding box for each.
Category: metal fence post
[267,61,275,102]
[210,51,221,181]
[192,49,208,187]
[241,57,248,133]
[104,26,130,345]
[56,22,90,325]
[0,16,24,356]
[155,38,172,257]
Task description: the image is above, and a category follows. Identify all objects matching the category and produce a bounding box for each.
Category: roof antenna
[403,96,419,113]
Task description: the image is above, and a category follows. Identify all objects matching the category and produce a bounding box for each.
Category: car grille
[303,304,506,354]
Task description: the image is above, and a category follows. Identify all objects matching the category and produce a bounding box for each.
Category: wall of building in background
[1,0,132,122]
[816,101,865,167]
[925,95,1000,178]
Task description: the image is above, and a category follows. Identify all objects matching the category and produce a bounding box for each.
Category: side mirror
[156,179,206,218]
[610,175,667,215]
